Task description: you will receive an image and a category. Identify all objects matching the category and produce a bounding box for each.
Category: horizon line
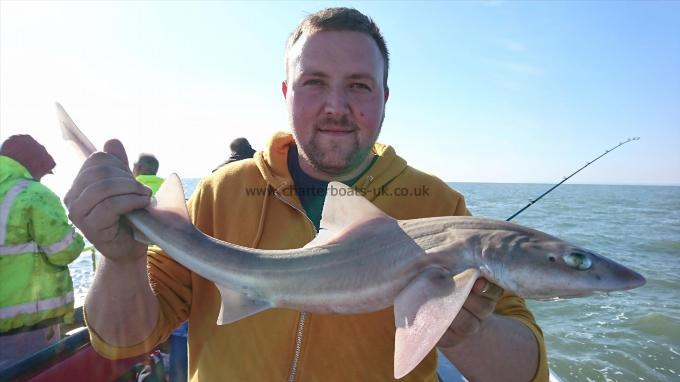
[170,177,680,188]
[445,181,680,187]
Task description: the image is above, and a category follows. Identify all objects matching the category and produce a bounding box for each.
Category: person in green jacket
[133,153,164,195]
[0,135,85,369]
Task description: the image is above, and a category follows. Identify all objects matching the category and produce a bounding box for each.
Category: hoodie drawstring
[250,184,270,249]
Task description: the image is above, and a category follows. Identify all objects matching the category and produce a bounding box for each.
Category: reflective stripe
[40,227,77,255]
[0,178,73,257]
[0,242,39,256]
[0,291,74,319]
[0,179,33,245]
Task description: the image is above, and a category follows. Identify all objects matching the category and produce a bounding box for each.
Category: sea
[68,181,680,382]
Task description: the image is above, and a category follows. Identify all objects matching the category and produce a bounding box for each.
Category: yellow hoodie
[88,132,547,381]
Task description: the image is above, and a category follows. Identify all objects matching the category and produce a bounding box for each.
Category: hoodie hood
[0,135,55,179]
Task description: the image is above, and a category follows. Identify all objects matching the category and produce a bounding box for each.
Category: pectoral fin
[393,268,479,379]
[215,284,272,325]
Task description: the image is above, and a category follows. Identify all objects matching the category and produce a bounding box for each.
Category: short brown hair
[135,153,159,175]
[285,7,389,88]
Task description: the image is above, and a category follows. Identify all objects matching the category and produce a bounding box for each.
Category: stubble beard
[299,116,374,176]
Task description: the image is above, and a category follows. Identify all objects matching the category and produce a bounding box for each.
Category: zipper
[364,175,375,193]
[287,311,308,382]
[273,188,315,382]
[273,188,317,235]
[277,174,378,380]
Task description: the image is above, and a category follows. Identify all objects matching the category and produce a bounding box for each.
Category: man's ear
[282,80,288,99]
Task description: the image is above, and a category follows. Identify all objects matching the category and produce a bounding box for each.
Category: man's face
[283,30,389,176]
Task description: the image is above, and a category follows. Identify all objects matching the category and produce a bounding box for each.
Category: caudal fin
[55,103,192,239]
[55,102,97,160]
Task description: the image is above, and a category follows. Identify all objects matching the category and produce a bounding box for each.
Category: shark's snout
[591,252,646,292]
[614,266,646,290]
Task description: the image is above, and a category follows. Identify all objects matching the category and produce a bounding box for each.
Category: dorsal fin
[304,181,393,248]
[321,181,390,231]
[146,173,191,230]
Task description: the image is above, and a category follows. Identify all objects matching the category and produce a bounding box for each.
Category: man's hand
[437,278,541,381]
[64,139,151,263]
[438,278,505,348]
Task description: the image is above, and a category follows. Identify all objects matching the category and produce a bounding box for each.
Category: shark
[56,102,646,379]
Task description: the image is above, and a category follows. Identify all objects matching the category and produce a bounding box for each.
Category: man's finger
[450,308,480,337]
[84,194,151,227]
[65,154,128,206]
[65,164,134,208]
[475,279,504,301]
[103,139,130,169]
[462,293,496,320]
[438,307,481,348]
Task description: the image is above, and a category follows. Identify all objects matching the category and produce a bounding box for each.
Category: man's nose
[323,86,350,115]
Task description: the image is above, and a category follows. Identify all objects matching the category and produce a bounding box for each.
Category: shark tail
[54,102,194,244]
[55,102,97,160]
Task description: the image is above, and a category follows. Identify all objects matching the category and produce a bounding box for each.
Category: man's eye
[303,79,323,86]
[350,83,371,91]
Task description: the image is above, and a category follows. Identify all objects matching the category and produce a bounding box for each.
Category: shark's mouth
[534,291,595,301]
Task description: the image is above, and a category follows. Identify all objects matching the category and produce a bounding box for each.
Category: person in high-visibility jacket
[0,135,85,368]
[133,153,164,195]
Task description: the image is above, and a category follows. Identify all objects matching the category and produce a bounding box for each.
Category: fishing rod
[506,137,640,222]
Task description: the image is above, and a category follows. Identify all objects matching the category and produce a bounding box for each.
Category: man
[133,153,164,195]
[0,135,85,368]
[65,8,548,381]
[213,137,257,172]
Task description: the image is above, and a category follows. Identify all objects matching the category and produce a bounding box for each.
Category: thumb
[102,139,130,169]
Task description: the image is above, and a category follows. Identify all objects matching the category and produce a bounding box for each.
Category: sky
[1,1,679,197]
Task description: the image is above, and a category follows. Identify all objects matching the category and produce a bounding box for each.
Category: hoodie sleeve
[87,244,192,360]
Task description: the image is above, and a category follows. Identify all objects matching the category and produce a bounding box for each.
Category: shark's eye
[563,252,592,270]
